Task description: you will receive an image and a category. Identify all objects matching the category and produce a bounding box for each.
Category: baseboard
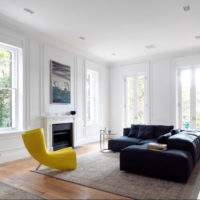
[76,136,100,146]
[0,147,30,163]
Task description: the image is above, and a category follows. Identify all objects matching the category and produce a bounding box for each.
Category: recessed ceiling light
[112,53,116,56]
[79,36,86,40]
[145,44,156,49]
[183,5,190,12]
[24,8,35,14]
[195,35,200,39]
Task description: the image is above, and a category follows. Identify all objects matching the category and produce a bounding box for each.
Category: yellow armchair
[22,128,77,170]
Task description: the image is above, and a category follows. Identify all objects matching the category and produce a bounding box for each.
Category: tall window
[86,69,98,124]
[125,74,148,127]
[0,43,21,131]
[177,67,200,129]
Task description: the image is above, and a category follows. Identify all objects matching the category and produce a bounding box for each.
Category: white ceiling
[0,0,200,62]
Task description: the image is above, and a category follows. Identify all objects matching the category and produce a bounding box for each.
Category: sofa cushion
[137,125,154,139]
[157,132,172,144]
[128,124,139,137]
[108,136,142,151]
[153,125,174,139]
[123,128,131,136]
[138,139,157,145]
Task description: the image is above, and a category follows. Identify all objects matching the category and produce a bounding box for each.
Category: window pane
[127,77,135,126]
[0,49,11,88]
[196,68,200,128]
[0,89,12,128]
[181,70,191,129]
[86,72,91,122]
[137,76,145,124]
[86,70,97,124]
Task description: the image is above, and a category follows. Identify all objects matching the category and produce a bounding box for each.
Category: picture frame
[50,60,71,104]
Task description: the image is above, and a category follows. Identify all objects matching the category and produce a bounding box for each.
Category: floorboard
[0,141,130,199]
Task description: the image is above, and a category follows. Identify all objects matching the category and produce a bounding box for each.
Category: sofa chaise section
[120,144,193,182]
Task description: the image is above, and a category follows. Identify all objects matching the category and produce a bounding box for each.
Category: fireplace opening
[52,123,73,151]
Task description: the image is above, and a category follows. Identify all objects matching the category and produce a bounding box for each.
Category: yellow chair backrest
[22,128,47,161]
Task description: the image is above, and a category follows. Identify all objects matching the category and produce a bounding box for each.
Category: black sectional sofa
[108,124,200,182]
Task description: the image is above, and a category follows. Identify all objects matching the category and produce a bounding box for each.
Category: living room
[0,0,200,199]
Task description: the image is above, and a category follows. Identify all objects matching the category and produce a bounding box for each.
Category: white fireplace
[41,115,76,151]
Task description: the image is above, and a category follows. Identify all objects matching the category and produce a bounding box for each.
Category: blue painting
[50,60,71,104]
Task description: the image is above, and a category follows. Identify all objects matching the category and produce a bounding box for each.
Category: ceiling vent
[195,35,200,39]
[145,44,156,49]
[183,5,190,12]
[24,8,34,14]
[79,36,86,40]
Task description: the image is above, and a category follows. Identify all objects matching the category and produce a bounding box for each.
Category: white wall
[110,50,200,135]
[0,23,110,163]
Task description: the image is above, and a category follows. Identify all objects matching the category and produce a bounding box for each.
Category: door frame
[124,72,149,127]
[177,66,200,129]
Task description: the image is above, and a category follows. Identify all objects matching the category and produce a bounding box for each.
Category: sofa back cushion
[153,125,174,139]
[128,124,139,137]
[137,125,154,139]
[123,128,131,136]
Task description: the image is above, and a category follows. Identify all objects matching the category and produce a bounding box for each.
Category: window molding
[0,42,23,132]
[84,60,100,126]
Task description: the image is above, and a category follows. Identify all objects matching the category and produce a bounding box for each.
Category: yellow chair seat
[22,128,77,170]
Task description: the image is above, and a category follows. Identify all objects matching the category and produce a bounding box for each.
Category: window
[177,67,200,129]
[86,69,98,124]
[125,74,148,127]
[0,43,22,131]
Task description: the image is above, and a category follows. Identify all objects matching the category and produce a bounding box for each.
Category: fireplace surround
[42,115,76,151]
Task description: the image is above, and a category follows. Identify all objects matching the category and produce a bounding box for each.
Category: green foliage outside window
[0,49,11,128]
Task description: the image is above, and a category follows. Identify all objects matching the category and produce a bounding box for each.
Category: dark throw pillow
[171,128,181,135]
[137,125,154,139]
[128,124,139,137]
[157,132,172,144]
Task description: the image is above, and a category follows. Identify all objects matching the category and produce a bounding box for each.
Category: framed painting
[50,60,71,104]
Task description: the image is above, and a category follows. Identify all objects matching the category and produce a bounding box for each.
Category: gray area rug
[0,181,44,199]
[35,151,200,199]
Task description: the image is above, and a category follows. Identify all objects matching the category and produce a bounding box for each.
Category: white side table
[100,130,116,152]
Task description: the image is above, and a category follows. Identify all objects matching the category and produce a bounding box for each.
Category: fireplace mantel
[41,115,76,151]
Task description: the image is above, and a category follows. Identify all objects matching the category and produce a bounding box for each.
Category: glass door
[178,67,200,129]
[125,74,148,127]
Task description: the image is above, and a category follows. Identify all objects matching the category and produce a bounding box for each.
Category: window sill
[0,129,25,136]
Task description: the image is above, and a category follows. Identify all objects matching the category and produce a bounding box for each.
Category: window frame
[0,42,22,132]
[85,68,99,125]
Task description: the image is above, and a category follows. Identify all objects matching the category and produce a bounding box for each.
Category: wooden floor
[0,142,130,199]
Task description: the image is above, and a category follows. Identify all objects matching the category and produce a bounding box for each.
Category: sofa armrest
[167,132,200,164]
